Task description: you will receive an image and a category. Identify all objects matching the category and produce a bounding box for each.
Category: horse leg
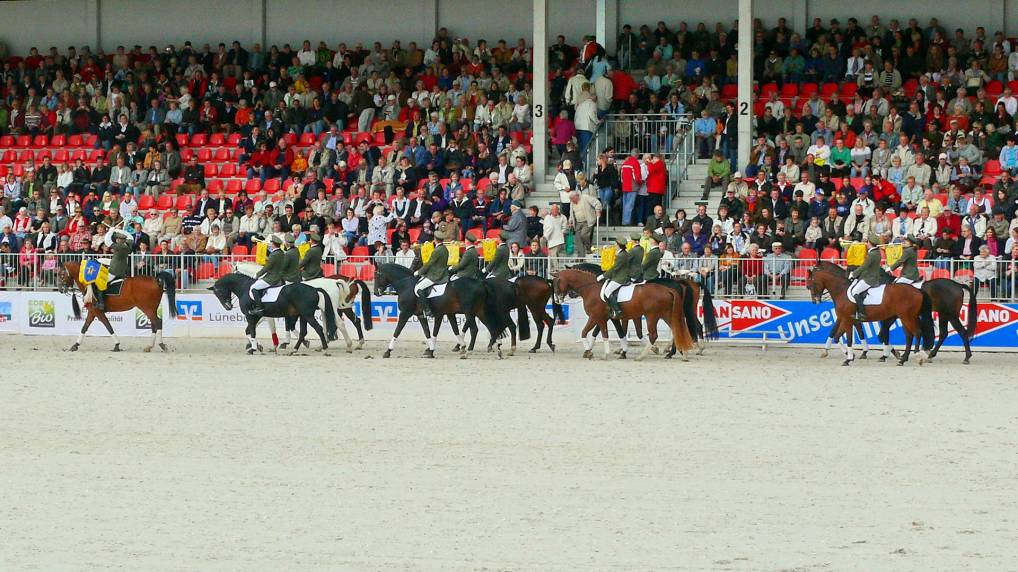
[384,314,411,358]
[821,319,840,358]
[617,319,629,359]
[636,316,659,362]
[70,311,96,351]
[834,321,854,366]
[898,317,916,366]
[307,316,329,354]
[290,319,309,355]
[449,318,467,358]
[142,308,159,353]
[265,317,279,350]
[544,313,556,353]
[467,316,479,352]
[580,319,596,359]
[153,312,168,352]
[431,314,446,354]
[420,316,435,358]
[279,318,292,350]
[529,305,544,353]
[857,322,869,359]
[947,315,972,365]
[877,319,894,362]
[345,308,365,349]
[94,312,121,352]
[335,309,353,353]
[507,314,517,357]
[600,319,612,361]
[246,318,259,354]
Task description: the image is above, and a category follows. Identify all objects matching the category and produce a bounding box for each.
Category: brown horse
[59,260,177,352]
[806,264,935,366]
[514,275,565,353]
[553,268,694,361]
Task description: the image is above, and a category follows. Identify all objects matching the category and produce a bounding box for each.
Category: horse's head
[208,278,234,311]
[805,267,824,304]
[552,269,583,303]
[58,261,79,295]
[373,267,391,297]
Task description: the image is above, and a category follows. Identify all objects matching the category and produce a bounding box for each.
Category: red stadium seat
[798,248,818,262]
[227,133,242,146]
[138,195,155,210]
[322,263,336,277]
[67,134,83,147]
[197,148,212,162]
[780,83,798,97]
[219,163,237,177]
[339,264,358,278]
[15,135,31,148]
[209,133,226,146]
[408,228,421,243]
[190,134,207,146]
[51,135,66,147]
[176,134,189,148]
[358,265,376,281]
[930,268,952,280]
[299,132,316,146]
[213,147,230,162]
[283,133,298,146]
[226,179,243,192]
[175,195,193,210]
[244,179,262,192]
[231,245,249,255]
[206,179,223,193]
[204,163,218,177]
[195,262,216,280]
[799,83,818,97]
[156,195,175,210]
[820,247,840,262]
[53,149,69,162]
[32,134,49,147]
[984,160,1002,175]
[217,263,234,278]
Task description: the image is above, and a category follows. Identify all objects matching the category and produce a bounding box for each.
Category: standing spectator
[541,204,568,260]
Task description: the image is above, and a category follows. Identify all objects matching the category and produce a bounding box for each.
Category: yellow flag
[255,241,268,265]
[639,237,653,260]
[447,243,460,266]
[297,243,311,260]
[626,241,636,251]
[421,241,435,263]
[885,244,902,267]
[846,243,866,266]
[600,246,616,271]
[482,238,497,262]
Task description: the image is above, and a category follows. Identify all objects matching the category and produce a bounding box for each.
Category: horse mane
[814,260,847,277]
[569,262,604,275]
[377,263,413,280]
[234,261,262,278]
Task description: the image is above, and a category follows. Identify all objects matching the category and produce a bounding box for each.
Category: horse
[482,277,531,356]
[372,263,508,358]
[552,268,695,361]
[815,262,977,364]
[514,275,565,353]
[58,260,177,353]
[806,264,935,366]
[234,262,372,353]
[209,273,338,355]
[569,262,718,358]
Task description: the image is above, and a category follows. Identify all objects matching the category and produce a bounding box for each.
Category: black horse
[373,263,508,358]
[819,262,977,364]
[210,273,338,355]
[570,262,718,358]
[514,274,566,353]
[483,277,531,356]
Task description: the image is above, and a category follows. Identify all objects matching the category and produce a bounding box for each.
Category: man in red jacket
[644,154,668,222]
[619,149,643,225]
[610,70,637,109]
[871,173,900,209]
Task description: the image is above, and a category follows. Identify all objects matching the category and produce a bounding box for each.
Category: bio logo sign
[27,300,56,328]
[0,301,11,323]
[175,300,203,321]
[135,305,163,330]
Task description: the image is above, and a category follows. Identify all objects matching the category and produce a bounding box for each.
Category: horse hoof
[383,350,391,359]
[664,354,673,359]
[288,350,298,356]
[601,353,609,361]
[279,343,289,350]
[143,346,152,353]
[257,344,264,353]
[897,360,906,366]
[549,343,556,353]
[695,348,704,356]
[460,351,468,360]
[891,349,901,358]
[878,356,887,362]
[618,351,627,360]
[247,348,256,355]
[963,358,970,365]
[509,346,516,356]
[452,344,461,352]
[842,360,851,366]
[820,349,829,358]
[356,340,365,350]
[69,343,79,352]
[159,343,168,352]
[423,350,435,358]
[111,344,121,353]
[860,351,868,359]
[582,350,592,359]
[650,345,660,355]
[528,348,538,354]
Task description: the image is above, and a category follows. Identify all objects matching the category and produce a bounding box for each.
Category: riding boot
[250,289,265,316]
[854,293,867,321]
[608,293,622,319]
[417,292,431,317]
[94,286,106,311]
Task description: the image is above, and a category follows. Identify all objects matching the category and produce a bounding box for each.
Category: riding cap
[630,232,642,241]
[308,232,321,243]
[615,235,627,246]
[270,235,283,246]
[652,233,664,242]
[284,233,295,244]
[464,231,479,243]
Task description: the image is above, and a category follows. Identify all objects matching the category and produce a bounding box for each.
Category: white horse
[234,262,371,353]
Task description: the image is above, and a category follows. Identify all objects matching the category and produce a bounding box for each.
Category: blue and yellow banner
[79,259,109,290]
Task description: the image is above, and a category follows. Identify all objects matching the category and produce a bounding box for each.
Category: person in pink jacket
[550,110,575,161]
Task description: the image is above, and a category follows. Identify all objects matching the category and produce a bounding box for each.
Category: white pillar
[989,0,1006,37]
[532,0,549,184]
[596,0,618,56]
[86,0,101,51]
[793,0,808,40]
[736,0,753,173]
[252,0,266,48]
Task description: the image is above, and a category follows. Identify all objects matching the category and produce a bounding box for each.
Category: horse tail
[515,295,532,341]
[918,289,936,352]
[71,292,82,320]
[317,287,338,341]
[482,282,509,340]
[670,290,695,353]
[355,279,374,331]
[959,281,977,338]
[681,282,701,344]
[701,284,719,340]
[158,270,178,318]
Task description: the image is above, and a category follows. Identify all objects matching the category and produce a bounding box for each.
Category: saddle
[104,278,124,296]
[858,284,887,306]
[426,283,448,299]
[260,284,286,303]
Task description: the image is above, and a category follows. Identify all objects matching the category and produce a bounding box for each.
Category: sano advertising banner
[2,290,1017,349]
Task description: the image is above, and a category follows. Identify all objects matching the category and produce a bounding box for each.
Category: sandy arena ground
[1,335,1016,571]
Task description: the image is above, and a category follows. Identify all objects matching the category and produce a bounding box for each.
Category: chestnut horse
[806,264,935,366]
[553,268,694,361]
[59,260,177,352]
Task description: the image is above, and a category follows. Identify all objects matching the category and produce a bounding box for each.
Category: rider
[483,230,512,280]
[599,235,631,318]
[626,231,645,284]
[281,233,302,284]
[413,223,451,317]
[848,235,883,321]
[98,226,133,310]
[641,232,664,281]
[250,235,285,315]
[299,232,324,280]
[451,231,483,280]
[888,235,922,286]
